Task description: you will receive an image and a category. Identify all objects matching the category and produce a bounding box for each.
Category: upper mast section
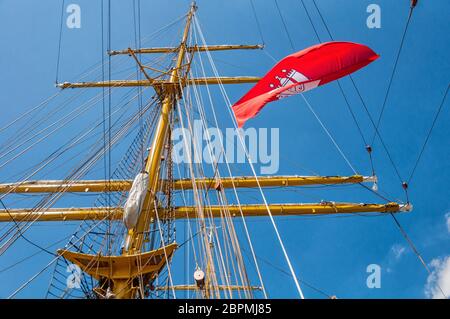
[56,1,262,92]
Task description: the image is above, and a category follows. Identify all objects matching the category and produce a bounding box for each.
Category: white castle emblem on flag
[269,69,320,99]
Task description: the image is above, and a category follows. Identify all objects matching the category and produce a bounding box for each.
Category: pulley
[194,268,205,288]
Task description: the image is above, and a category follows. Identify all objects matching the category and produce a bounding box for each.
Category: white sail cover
[123,172,149,229]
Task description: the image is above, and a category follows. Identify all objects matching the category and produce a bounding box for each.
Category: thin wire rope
[153,203,176,298]
[190,31,268,298]
[273,0,295,50]
[299,0,372,170]
[175,99,221,298]
[0,235,72,274]
[299,0,320,42]
[194,15,305,299]
[190,26,256,296]
[311,0,406,187]
[186,64,256,298]
[183,87,238,298]
[407,84,449,184]
[179,86,232,298]
[309,2,442,292]
[300,94,358,174]
[248,0,265,45]
[389,212,447,299]
[55,0,66,83]
[187,32,251,297]
[8,215,117,298]
[241,246,333,299]
[0,198,56,256]
[371,5,415,144]
[0,93,154,253]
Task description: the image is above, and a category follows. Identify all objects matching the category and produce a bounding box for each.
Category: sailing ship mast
[0,2,412,299]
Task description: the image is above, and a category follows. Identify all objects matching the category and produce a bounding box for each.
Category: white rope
[300,94,358,175]
[189,33,268,298]
[179,92,233,298]
[194,16,305,299]
[184,71,251,298]
[153,201,177,298]
[175,98,221,298]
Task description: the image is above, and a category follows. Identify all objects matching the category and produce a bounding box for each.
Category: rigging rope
[306,3,442,289]
[186,60,260,298]
[194,15,305,299]
[55,0,66,83]
[299,0,373,174]
[191,22,271,298]
[371,4,416,145]
[0,235,71,274]
[407,84,449,184]
[133,0,145,168]
[273,0,295,51]
[300,94,358,174]
[299,0,320,42]
[310,0,408,193]
[389,212,447,299]
[248,0,265,45]
[0,198,55,256]
[241,246,334,299]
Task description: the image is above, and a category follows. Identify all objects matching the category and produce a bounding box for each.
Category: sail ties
[123,172,149,229]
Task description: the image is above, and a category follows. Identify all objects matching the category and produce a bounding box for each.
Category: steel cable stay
[0,235,71,274]
[1,2,434,300]
[305,0,411,206]
[179,43,235,298]
[1,51,142,154]
[45,103,161,298]
[273,0,295,51]
[177,83,234,298]
[0,84,154,205]
[407,84,449,184]
[185,64,257,298]
[189,34,273,297]
[248,0,265,46]
[194,15,305,299]
[9,213,122,298]
[0,97,158,256]
[0,85,127,168]
[0,91,152,243]
[187,55,255,296]
[299,94,358,175]
[371,2,417,145]
[174,98,222,298]
[190,26,267,298]
[182,65,244,298]
[1,88,154,198]
[55,0,66,84]
[296,0,376,178]
[299,1,448,297]
[0,67,141,163]
[240,245,333,299]
[1,4,183,140]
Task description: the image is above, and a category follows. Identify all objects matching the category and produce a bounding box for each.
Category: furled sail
[123,172,149,229]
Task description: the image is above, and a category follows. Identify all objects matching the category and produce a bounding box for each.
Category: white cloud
[390,244,406,261]
[425,256,450,299]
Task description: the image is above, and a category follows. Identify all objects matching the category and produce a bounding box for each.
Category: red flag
[232,41,379,127]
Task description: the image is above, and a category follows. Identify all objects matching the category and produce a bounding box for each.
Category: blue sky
[0,0,449,298]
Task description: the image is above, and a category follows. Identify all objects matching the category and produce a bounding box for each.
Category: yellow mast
[123,2,196,255]
[108,3,197,298]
